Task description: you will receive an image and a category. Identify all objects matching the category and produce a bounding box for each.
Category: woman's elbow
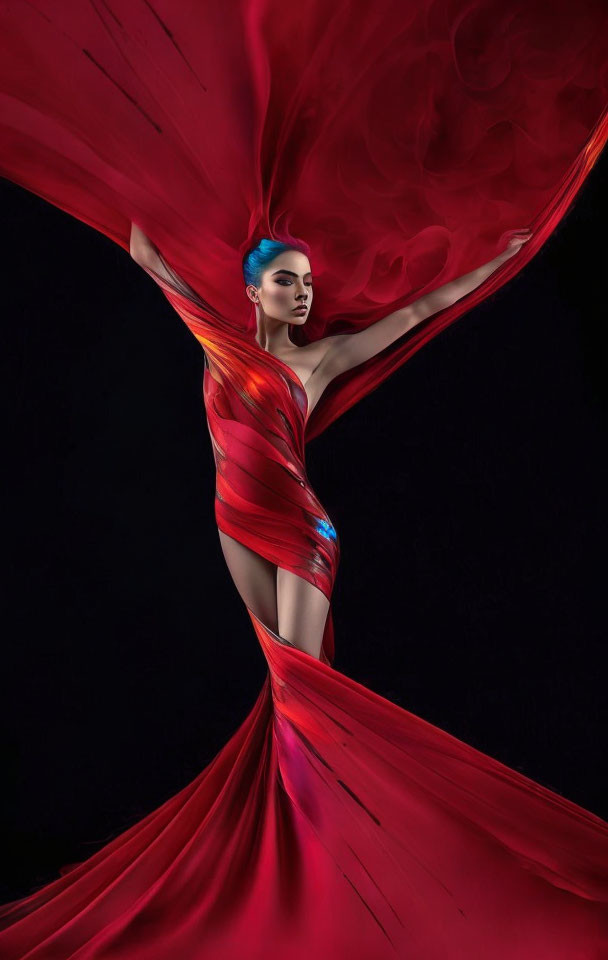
[129,223,156,264]
[130,244,158,270]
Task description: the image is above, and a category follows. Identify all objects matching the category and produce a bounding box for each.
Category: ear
[246,283,259,303]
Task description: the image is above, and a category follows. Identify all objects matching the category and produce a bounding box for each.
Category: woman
[1,245,607,960]
[1,0,607,952]
[130,222,531,662]
[3,218,605,960]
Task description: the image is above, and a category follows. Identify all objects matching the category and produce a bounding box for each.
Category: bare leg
[218,529,330,660]
[276,568,330,661]
[218,530,279,634]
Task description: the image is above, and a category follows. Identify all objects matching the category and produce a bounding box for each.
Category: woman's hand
[498,228,533,263]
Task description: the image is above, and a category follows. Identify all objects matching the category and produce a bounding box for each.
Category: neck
[255,312,293,354]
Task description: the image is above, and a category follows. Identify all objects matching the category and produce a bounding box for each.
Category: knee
[279,623,323,660]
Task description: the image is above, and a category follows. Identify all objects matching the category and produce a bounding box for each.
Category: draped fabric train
[1,0,608,956]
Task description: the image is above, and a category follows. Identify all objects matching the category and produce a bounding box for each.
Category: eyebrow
[271,269,312,278]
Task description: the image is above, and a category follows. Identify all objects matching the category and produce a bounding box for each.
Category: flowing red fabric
[2,1,608,957]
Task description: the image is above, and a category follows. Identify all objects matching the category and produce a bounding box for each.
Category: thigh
[218,529,279,634]
[276,567,330,661]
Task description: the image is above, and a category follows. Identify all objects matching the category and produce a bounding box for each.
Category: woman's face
[246,250,313,326]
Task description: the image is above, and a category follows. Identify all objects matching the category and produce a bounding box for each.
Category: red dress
[150,254,341,661]
[1,2,608,957]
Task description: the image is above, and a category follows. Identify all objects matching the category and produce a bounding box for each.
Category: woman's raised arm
[128,222,245,365]
[319,229,532,382]
[129,221,207,307]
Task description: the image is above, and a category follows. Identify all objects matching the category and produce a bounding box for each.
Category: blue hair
[242,237,309,288]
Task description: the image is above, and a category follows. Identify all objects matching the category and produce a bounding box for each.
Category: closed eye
[276,279,313,286]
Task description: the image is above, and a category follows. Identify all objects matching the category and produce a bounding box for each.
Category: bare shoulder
[283,334,349,387]
[273,335,351,418]
[302,334,344,369]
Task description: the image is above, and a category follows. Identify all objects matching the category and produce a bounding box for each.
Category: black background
[2,152,606,901]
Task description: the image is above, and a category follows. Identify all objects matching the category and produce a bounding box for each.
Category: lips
[292,307,308,313]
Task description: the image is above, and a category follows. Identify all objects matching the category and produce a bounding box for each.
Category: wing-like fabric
[1,0,607,440]
[2,4,608,959]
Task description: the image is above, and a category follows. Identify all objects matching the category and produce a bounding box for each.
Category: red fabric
[1,1,608,957]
